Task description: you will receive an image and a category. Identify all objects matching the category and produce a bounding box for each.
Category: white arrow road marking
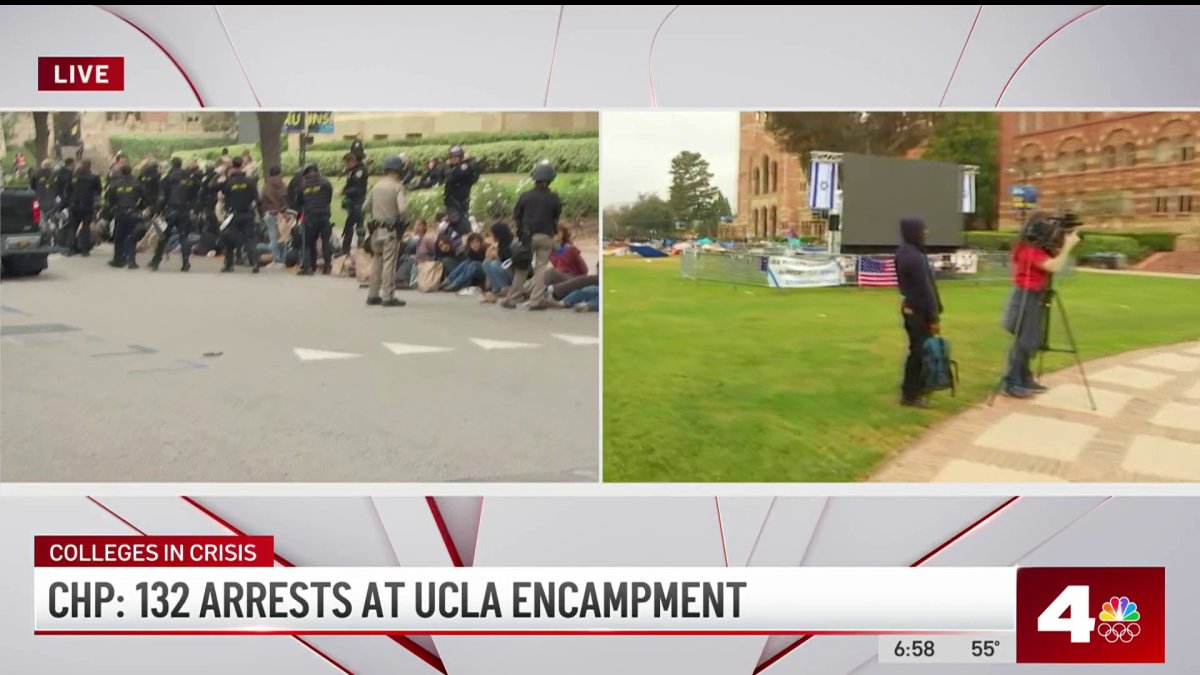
[293,348,362,362]
[469,338,541,351]
[383,342,455,355]
[552,333,600,346]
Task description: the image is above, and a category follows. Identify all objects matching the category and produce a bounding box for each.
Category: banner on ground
[762,256,843,288]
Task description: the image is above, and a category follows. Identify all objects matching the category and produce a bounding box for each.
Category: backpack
[922,335,958,395]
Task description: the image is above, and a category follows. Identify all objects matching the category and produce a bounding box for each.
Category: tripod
[988,276,1097,410]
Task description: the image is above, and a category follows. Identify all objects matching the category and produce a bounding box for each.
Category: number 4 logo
[1038,585,1096,643]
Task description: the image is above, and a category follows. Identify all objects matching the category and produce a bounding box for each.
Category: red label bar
[35,536,274,567]
[37,57,125,91]
[1016,566,1165,664]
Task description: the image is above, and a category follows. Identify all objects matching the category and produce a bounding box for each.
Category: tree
[610,193,674,238]
[256,112,288,172]
[764,112,935,160]
[713,190,733,220]
[923,112,998,229]
[32,112,50,162]
[667,151,721,235]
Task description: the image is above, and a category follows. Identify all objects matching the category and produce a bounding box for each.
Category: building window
[770,161,778,193]
[343,135,357,141]
[751,168,760,195]
[752,209,759,236]
[761,155,770,193]
[1120,142,1137,167]
[1153,190,1172,214]
[1100,146,1117,169]
[1056,138,1086,173]
[1154,138,1174,163]
[1181,135,1194,161]
[1017,113,1029,134]
[770,206,778,237]
[1180,191,1194,213]
[372,134,389,141]
[405,133,423,139]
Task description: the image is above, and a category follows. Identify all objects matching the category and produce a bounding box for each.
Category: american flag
[858,256,898,287]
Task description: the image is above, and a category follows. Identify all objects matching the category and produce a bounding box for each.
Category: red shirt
[1012,243,1051,290]
[550,245,588,276]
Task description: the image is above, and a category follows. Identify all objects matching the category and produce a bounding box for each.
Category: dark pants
[303,214,333,272]
[1003,287,1046,388]
[446,205,471,236]
[902,311,930,401]
[153,209,193,267]
[341,199,364,255]
[551,274,598,301]
[110,211,140,266]
[220,212,259,271]
[66,208,93,254]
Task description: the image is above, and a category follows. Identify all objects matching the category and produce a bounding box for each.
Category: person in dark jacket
[218,157,263,273]
[298,162,334,275]
[31,160,56,219]
[895,217,943,407]
[340,152,368,254]
[138,158,162,210]
[503,161,562,310]
[103,164,145,269]
[150,157,200,271]
[65,160,102,256]
[480,222,515,303]
[442,146,478,236]
[349,133,366,163]
[53,158,75,207]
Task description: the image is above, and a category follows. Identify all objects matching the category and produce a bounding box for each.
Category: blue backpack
[922,335,958,395]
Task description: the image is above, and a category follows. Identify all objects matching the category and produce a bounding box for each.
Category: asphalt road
[0,248,600,482]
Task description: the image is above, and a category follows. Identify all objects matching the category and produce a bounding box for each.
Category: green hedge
[109,134,236,162]
[174,138,598,175]
[308,128,597,152]
[402,174,598,223]
[968,230,1174,258]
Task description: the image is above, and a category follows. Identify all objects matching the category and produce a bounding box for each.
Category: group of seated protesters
[384,215,599,312]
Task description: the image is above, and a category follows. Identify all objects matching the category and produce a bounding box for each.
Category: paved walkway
[873,340,1200,483]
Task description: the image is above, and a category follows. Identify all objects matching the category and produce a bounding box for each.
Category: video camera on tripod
[1019,210,1084,255]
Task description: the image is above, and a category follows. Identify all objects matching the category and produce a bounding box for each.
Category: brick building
[998,111,1198,231]
[727,112,809,239]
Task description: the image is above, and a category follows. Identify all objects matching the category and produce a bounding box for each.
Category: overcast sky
[601,111,739,208]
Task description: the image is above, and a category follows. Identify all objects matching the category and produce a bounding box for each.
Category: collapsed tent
[628,245,668,258]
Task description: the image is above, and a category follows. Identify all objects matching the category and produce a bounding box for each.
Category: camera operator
[1001,213,1081,398]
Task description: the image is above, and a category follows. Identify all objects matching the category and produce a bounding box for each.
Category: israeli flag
[808,161,837,210]
[961,171,976,213]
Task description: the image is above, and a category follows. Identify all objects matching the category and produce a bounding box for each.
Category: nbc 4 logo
[1096,596,1141,644]
[1038,586,1144,644]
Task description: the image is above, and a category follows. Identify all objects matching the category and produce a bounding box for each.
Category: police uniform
[138,163,161,208]
[300,172,334,274]
[66,167,102,255]
[341,160,369,255]
[151,165,200,271]
[443,158,479,236]
[504,184,562,309]
[363,156,409,307]
[219,170,262,273]
[104,172,145,268]
[196,168,221,235]
[53,164,74,207]
[31,167,56,221]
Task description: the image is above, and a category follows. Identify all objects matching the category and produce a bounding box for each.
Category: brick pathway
[872,340,1200,482]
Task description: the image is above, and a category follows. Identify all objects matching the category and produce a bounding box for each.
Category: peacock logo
[1096,596,1141,644]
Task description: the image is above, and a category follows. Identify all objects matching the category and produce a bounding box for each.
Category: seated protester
[481,221,515,304]
[550,273,599,302]
[562,284,599,312]
[440,233,487,291]
[546,223,589,286]
[435,231,462,280]
[394,218,428,289]
[414,222,443,292]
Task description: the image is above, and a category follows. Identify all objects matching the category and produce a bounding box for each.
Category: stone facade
[998,111,1199,232]
[728,112,810,239]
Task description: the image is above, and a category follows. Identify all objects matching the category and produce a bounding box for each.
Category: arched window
[1120,142,1137,167]
[770,162,778,193]
[761,156,770,193]
[760,208,768,236]
[1015,143,1044,178]
[1100,146,1117,169]
[1182,135,1195,162]
[752,209,759,237]
[752,167,760,195]
[1154,138,1174,163]
[770,206,778,237]
[1056,137,1085,173]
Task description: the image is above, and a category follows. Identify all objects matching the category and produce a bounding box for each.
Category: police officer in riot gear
[443,145,479,236]
[66,159,102,256]
[299,162,335,275]
[341,151,368,255]
[196,161,221,238]
[54,158,75,209]
[138,157,162,209]
[218,157,263,273]
[104,164,146,269]
[504,160,563,310]
[150,157,200,272]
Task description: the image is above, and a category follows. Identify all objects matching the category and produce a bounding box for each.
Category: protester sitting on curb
[441,233,488,292]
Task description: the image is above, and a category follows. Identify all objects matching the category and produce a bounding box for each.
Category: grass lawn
[602,257,1200,482]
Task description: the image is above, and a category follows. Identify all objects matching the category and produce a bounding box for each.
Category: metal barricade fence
[680,248,1020,287]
